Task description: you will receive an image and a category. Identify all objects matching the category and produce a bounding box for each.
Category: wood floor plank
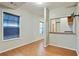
[0,40,77,56]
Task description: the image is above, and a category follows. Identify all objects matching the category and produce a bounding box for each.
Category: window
[3,12,20,40]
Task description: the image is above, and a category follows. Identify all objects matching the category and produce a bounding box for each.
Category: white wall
[76,3,79,53]
[44,8,49,47]
[49,34,76,50]
[49,7,77,50]
[49,7,76,19]
[60,18,75,33]
[0,6,41,53]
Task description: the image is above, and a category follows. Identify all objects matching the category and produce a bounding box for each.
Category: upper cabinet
[67,16,73,25]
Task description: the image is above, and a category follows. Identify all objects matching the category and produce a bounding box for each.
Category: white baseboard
[49,43,76,51]
[76,50,79,56]
[76,51,79,56]
[0,39,42,54]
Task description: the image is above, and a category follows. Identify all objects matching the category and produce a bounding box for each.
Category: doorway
[40,21,44,39]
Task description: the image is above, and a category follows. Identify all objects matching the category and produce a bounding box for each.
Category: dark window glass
[3,12,20,40]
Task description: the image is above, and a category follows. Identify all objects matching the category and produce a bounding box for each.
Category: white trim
[76,50,79,56]
[1,10,3,41]
[76,51,79,56]
[78,52,79,56]
[0,39,42,54]
[49,43,76,51]
[44,45,47,47]
[1,10,21,41]
[44,42,49,47]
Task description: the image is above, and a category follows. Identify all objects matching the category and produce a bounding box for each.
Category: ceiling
[0,2,25,9]
[0,2,77,17]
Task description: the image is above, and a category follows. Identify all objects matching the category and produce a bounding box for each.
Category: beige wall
[0,6,41,53]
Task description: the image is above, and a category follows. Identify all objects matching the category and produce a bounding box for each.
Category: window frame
[2,12,20,41]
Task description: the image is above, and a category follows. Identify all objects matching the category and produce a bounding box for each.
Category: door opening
[40,21,44,39]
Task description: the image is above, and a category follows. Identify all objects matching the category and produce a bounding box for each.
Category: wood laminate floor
[0,40,77,56]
